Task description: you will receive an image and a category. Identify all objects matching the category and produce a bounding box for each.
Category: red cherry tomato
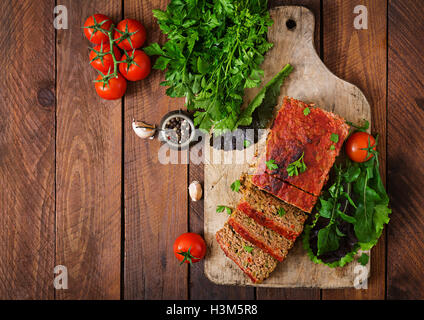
[119,50,151,81]
[89,44,122,73]
[173,233,207,265]
[345,132,377,163]
[94,72,127,100]
[114,19,146,50]
[83,14,113,44]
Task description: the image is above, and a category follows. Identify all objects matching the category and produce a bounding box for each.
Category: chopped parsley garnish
[216,205,231,215]
[330,133,339,143]
[231,180,241,192]
[303,107,311,116]
[244,246,254,253]
[286,152,307,177]
[277,207,286,217]
[243,140,251,148]
[330,145,336,150]
[266,159,278,171]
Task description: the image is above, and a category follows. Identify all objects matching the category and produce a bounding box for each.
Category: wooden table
[0,0,423,300]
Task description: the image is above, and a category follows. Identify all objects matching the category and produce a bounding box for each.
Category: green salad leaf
[303,136,391,268]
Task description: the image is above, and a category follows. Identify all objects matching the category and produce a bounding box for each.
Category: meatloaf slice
[265,97,350,196]
[251,170,318,213]
[228,209,295,262]
[239,174,307,240]
[216,223,277,283]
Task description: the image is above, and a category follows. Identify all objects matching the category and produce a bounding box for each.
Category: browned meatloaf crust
[251,169,318,213]
[228,209,295,262]
[215,223,277,283]
[239,174,307,240]
[265,97,350,196]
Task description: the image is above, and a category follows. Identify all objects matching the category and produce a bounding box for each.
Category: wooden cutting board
[203,6,371,288]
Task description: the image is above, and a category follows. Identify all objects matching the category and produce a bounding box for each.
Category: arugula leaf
[230,180,241,192]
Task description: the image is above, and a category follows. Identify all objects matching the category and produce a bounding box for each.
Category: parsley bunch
[144,0,273,134]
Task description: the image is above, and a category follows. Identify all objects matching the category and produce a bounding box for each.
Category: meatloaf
[251,169,318,212]
[265,97,350,196]
[216,223,277,283]
[239,174,307,240]
[228,209,295,261]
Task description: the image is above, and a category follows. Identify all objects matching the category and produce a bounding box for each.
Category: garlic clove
[132,119,156,139]
[189,181,203,201]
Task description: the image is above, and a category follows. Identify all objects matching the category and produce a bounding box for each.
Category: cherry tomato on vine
[114,19,146,50]
[345,131,377,163]
[89,43,122,73]
[173,233,206,265]
[119,50,151,81]
[83,14,113,44]
[94,72,127,100]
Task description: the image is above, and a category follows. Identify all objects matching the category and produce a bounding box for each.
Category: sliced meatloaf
[265,97,350,196]
[239,174,307,240]
[251,170,318,213]
[216,223,277,283]
[228,209,295,261]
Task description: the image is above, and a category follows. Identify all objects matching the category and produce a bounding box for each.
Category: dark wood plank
[387,0,424,300]
[124,0,188,300]
[256,0,321,300]
[0,0,56,300]
[189,164,254,300]
[321,0,387,300]
[56,0,122,299]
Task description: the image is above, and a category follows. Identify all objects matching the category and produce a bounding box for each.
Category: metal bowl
[159,110,196,150]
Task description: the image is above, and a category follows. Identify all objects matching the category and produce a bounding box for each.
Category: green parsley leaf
[357,253,369,266]
[303,107,311,116]
[330,133,339,143]
[231,180,241,192]
[277,207,286,217]
[243,140,251,148]
[286,152,307,177]
[216,205,231,215]
[330,145,335,150]
[266,159,278,171]
[244,246,254,253]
